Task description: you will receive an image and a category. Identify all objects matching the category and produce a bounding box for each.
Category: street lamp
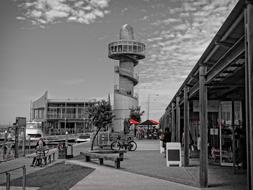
[147,94,159,120]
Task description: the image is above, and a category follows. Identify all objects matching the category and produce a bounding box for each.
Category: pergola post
[171,102,176,142]
[199,64,208,187]
[184,86,190,166]
[245,1,253,189]
[176,97,181,142]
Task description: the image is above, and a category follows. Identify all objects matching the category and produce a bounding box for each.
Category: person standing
[197,134,201,152]
[162,128,171,157]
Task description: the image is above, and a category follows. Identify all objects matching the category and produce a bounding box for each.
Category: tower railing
[108,41,145,60]
[114,66,139,83]
[114,85,138,100]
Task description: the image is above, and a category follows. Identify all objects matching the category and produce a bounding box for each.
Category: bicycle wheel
[128,141,137,151]
[111,141,121,150]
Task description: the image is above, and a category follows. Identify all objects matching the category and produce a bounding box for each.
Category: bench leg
[37,158,43,167]
[115,159,120,169]
[119,153,124,161]
[53,153,55,162]
[99,158,104,165]
[49,155,51,163]
[44,157,47,165]
[85,156,90,162]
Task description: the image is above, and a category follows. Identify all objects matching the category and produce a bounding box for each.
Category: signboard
[210,128,219,135]
[16,117,26,127]
[166,142,182,167]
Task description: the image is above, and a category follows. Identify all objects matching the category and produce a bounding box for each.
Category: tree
[129,106,144,122]
[88,99,114,150]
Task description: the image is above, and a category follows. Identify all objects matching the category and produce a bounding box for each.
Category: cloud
[16,0,111,26]
[120,7,128,15]
[136,0,239,121]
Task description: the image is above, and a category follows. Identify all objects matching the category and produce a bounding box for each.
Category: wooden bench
[44,149,57,165]
[27,149,57,167]
[80,150,126,169]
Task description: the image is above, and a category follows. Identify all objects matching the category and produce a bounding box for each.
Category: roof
[165,0,246,113]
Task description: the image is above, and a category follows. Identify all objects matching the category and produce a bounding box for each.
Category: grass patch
[7,162,94,190]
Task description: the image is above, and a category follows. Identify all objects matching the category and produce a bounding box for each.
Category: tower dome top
[119,24,134,40]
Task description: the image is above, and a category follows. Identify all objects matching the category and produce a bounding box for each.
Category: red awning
[129,119,140,124]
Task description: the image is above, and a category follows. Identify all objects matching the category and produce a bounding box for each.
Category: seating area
[80,150,126,169]
[27,149,57,167]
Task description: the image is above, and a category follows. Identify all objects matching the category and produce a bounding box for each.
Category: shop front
[192,100,246,167]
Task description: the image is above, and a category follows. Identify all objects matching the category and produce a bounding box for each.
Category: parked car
[76,134,91,143]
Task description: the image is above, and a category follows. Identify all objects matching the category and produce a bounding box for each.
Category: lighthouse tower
[108,24,145,132]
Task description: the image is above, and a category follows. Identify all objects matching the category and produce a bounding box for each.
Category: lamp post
[147,94,159,120]
[147,94,150,120]
[65,131,68,147]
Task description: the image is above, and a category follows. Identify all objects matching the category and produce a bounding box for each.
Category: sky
[0,0,238,125]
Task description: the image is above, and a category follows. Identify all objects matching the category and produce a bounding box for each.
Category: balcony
[47,113,87,120]
[108,40,145,62]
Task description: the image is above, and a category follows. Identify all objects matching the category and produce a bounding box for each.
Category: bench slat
[80,152,123,168]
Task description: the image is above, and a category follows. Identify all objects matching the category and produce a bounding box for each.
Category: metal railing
[0,165,26,190]
[114,85,138,100]
[114,66,139,81]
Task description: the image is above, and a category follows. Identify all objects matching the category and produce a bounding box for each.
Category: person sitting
[31,138,46,167]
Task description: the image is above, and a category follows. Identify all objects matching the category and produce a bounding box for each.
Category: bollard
[22,165,26,190]
[6,172,10,190]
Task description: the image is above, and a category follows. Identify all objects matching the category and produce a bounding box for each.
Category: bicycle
[111,136,137,151]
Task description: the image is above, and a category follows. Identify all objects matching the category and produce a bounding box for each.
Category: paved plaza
[0,140,247,190]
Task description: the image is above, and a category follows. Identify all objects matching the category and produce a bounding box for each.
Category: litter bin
[58,143,67,159]
[66,144,73,159]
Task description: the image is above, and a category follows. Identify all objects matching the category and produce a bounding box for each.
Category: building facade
[31,91,94,135]
[108,24,145,132]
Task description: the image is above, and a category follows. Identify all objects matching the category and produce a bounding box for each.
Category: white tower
[108,24,145,132]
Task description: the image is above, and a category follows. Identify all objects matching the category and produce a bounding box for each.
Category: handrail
[0,165,26,190]
[0,165,24,174]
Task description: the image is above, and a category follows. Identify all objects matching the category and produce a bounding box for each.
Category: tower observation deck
[108,24,145,132]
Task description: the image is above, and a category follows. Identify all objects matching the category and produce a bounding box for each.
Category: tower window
[123,45,127,52]
[118,45,122,52]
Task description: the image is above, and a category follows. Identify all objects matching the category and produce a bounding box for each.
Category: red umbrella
[139,119,160,125]
[149,119,160,125]
[129,119,140,125]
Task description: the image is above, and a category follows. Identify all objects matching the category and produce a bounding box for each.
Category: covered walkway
[159,0,253,189]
